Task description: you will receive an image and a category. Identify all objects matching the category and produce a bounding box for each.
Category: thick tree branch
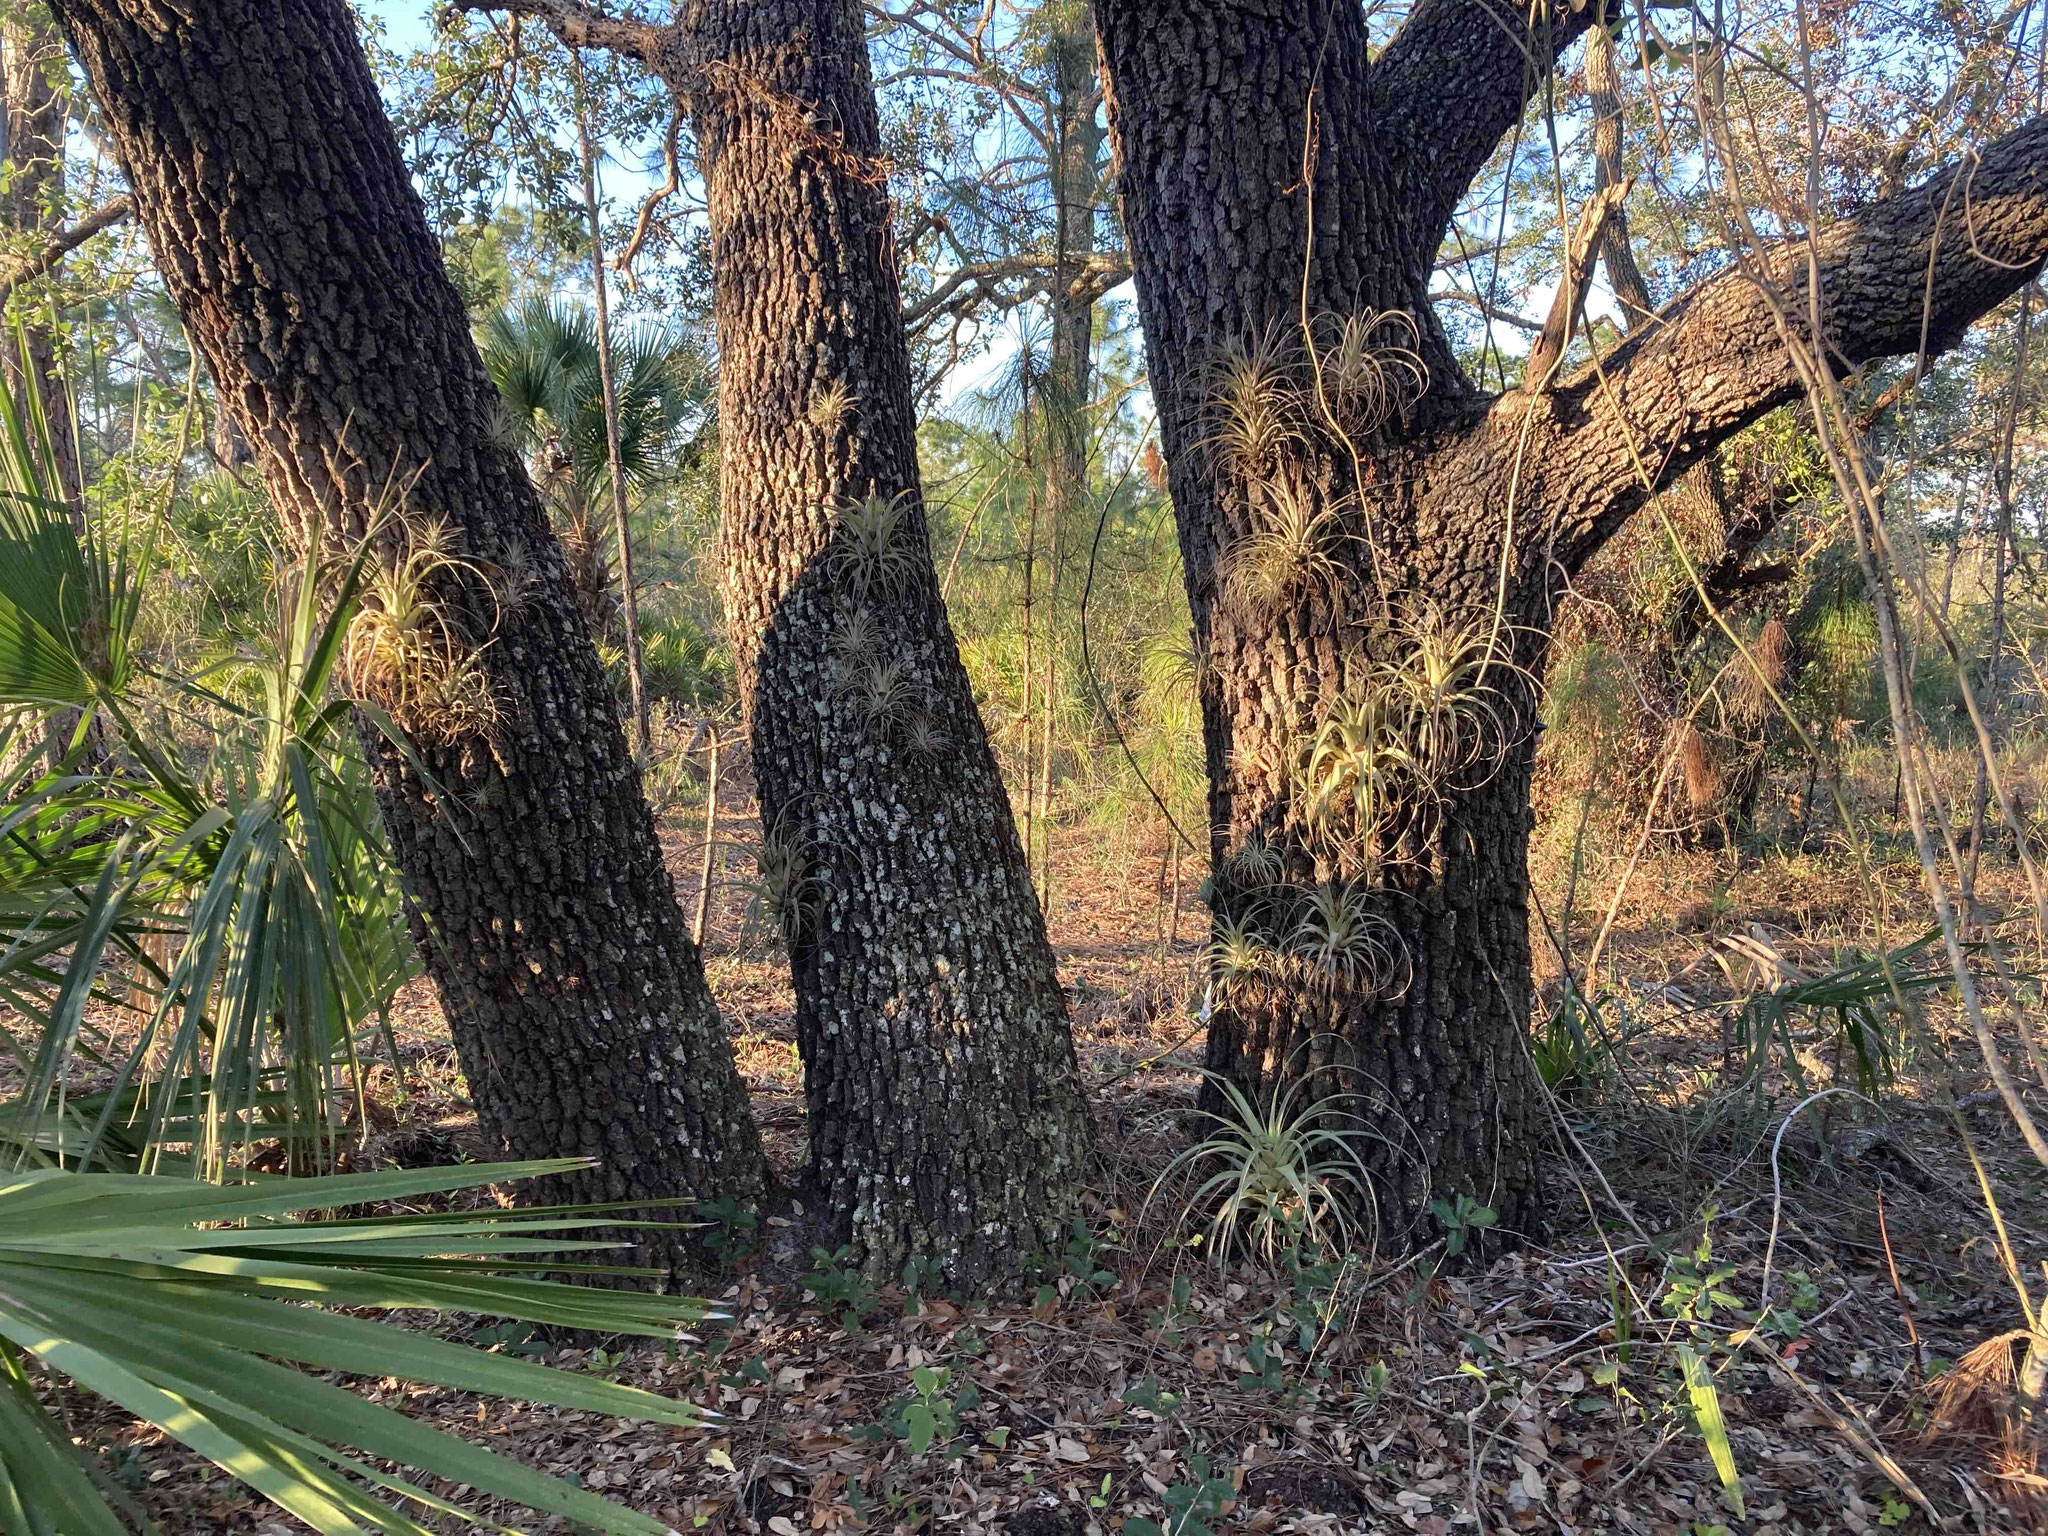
[453,0,662,65]
[1372,0,1594,278]
[1514,114,2048,575]
[0,194,131,305]
[901,249,1128,328]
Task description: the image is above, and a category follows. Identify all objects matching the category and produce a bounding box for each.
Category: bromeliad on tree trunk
[1095,0,2048,1250]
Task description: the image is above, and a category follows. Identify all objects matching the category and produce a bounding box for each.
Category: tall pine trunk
[672,0,1091,1283]
[52,0,767,1256]
[1,4,83,511]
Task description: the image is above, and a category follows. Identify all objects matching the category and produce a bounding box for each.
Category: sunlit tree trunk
[51,0,767,1260]
[1097,0,2048,1248]
[479,0,1094,1281]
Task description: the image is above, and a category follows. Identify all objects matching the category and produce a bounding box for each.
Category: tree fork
[1096,0,2048,1250]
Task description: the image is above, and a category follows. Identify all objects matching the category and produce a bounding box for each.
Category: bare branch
[1522,178,1631,395]
[0,195,132,306]
[452,0,664,65]
[902,250,1128,329]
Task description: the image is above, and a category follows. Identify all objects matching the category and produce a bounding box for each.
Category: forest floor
[77,766,2048,1536]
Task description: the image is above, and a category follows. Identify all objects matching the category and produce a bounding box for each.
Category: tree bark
[50,0,767,1258]
[483,0,1093,1282]
[1096,0,2048,1249]
[1,3,83,512]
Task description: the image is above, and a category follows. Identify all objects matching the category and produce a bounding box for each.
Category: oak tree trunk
[52,0,767,1258]
[515,0,1093,1281]
[1097,0,2048,1249]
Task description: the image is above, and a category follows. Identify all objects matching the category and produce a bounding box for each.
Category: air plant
[1727,615,1791,725]
[1208,913,1274,992]
[828,604,885,693]
[1219,478,1347,615]
[853,655,917,740]
[1146,1068,1380,1265]
[341,512,502,742]
[1197,325,1301,472]
[1375,603,1514,781]
[1289,882,1402,993]
[744,812,822,952]
[832,491,921,602]
[1296,692,1419,852]
[901,707,952,758]
[1221,829,1285,889]
[808,378,856,438]
[1316,308,1427,435]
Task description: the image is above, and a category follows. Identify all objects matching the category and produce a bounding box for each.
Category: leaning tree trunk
[677,0,1090,1284]
[51,0,767,1256]
[485,0,1094,1282]
[1098,0,2048,1251]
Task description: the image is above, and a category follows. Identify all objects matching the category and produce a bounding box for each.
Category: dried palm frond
[1676,720,1718,812]
[1728,616,1791,725]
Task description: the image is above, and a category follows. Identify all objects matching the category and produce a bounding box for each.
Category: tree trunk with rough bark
[51,0,767,1260]
[1096,0,2048,1250]
[1,3,82,510]
[483,0,1093,1283]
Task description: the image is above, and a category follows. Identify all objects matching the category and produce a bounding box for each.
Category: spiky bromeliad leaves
[0,1160,720,1535]
[1147,1068,1382,1265]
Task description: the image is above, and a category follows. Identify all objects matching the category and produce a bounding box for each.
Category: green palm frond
[0,1159,717,1534]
